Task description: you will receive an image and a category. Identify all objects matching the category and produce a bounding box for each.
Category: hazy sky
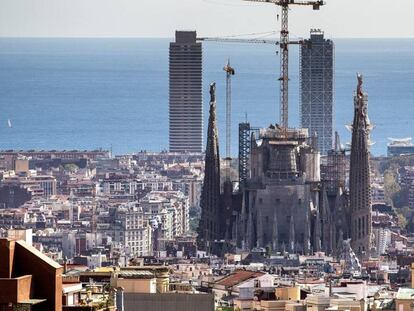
[1,0,413,38]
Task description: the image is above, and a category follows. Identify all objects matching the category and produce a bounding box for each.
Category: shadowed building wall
[0,238,63,311]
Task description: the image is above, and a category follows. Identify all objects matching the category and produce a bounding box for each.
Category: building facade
[169,31,203,153]
[300,29,334,155]
[242,126,321,253]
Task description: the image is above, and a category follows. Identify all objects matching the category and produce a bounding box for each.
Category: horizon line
[1,36,414,40]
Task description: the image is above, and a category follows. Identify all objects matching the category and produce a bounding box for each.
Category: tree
[63,163,79,172]
[383,165,401,207]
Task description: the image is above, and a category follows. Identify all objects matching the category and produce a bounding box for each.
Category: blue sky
[0,0,413,38]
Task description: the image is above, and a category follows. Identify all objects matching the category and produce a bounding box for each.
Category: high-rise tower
[300,29,334,155]
[349,74,372,256]
[169,31,203,153]
[197,83,221,251]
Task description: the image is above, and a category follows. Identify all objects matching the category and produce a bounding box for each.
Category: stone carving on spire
[210,82,216,103]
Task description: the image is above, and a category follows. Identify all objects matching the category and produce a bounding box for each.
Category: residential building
[169,30,203,153]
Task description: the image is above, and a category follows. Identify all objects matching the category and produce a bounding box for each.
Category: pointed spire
[272,210,279,253]
[257,209,265,248]
[289,215,295,253]
[304,208,311,255]
[197,82,221,251]
[314,208,322,252]
[321,187,332,253]
[335,229,344,257]
[241,199,247,250]
[350,73,372,256]
[246,207,254,250]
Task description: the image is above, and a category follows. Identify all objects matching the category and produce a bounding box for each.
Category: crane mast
[244,0,325,128]
[223,59,235,182]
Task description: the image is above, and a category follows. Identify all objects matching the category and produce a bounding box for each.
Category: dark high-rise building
[300,29,334,155]
[198,83,220,251]
[169,31,203,153]
[349,74,372,256]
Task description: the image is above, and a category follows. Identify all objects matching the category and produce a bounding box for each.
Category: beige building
[110,267,170,294]
[111,270,157,293]
[14,157,29,174]
[307,295,365,311]
[395,288,414,311]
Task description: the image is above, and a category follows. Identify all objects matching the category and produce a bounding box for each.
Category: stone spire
[272,210,279,253]
[289,215,295,253]
[241,200,247,250]
[304,208,311,255]
[246,206,254,249]
[321,187,332,253]
[197,82,221,251]
[314,208,322,252]
[257,209,264,248]
[349,74,372,257]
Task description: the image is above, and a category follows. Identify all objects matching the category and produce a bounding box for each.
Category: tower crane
[244,0,325,128]
[223,59,235,182]
[197,37,279,45]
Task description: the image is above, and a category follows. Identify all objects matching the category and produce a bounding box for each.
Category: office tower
[169,31,203,153]
[300,29,334,155]
[197,84,220,251]
[349,74,372,256]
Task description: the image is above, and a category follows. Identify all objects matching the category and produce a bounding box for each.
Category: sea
[1,38,414,156]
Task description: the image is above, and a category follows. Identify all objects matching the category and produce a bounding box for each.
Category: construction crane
[223,59,235,182]
[244,0,325,128]
[197,37,279,45]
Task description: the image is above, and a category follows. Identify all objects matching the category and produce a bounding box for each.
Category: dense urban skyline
[1,1,414,310]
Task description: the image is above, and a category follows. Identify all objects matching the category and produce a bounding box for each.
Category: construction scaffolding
[238,123,251,187]
[238,123,260,188]
[322,132,346,195]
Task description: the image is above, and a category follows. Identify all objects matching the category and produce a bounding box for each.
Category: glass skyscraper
[300,29,334,155]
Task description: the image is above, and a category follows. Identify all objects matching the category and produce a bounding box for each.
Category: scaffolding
[324,148,346,195]
[322,132,346,195]
[239,123,251,187]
